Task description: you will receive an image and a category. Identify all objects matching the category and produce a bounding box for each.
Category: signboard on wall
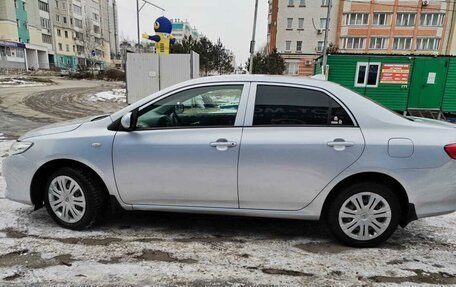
[380,64,410,84]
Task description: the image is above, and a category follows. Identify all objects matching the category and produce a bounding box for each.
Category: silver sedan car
[4,75,456,247]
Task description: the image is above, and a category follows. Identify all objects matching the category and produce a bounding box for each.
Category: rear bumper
[3,154,35,206]
[394,162,456,219]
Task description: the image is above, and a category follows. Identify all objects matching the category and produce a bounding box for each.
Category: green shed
[314,54,456,119]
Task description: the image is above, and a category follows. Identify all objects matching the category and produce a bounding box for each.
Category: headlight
[9,141,33,155]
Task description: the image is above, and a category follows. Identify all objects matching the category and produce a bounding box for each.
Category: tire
[326,182,401,247]
[44,167,106,230]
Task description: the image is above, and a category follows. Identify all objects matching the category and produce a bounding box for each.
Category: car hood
[19,115,107,140]
[407,116,456,128]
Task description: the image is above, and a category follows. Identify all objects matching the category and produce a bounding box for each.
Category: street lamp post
[136,0,165,53]
[321,0,332,77]
[249,0,259,74]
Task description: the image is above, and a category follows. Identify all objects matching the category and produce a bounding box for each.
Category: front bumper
[3,154,36,206]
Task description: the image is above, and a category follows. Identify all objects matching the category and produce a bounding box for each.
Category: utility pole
[321,0,332,77]
[136,0,165,53]
[249,0,259,74]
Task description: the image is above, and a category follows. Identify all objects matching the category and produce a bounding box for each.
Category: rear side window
[253,85,354,126]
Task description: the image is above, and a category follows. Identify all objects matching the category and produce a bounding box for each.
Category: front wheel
[327,182,401,247]
[44,167,106,230]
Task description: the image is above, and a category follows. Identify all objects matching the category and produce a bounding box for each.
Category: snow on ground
[0,77,51,88]
[88,89,126,103]
[0,142,456,286]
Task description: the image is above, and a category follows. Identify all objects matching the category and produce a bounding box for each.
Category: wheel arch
[321,172,417,227]
[30,158,110,210]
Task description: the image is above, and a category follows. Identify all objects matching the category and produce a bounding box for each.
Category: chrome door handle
[327,141,355,147]
[327,139,355,151]
[210,139,237,151]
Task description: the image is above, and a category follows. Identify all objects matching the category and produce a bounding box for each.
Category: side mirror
[120,112,134,131]
[174,102,185,114]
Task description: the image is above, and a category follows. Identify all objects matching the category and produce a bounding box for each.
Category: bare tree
[81,17,98,74]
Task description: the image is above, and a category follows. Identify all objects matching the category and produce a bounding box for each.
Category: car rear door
[113,83,250,208]
[238,83,365,210]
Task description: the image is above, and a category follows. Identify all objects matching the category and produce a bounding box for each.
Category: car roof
[183,74,328,87]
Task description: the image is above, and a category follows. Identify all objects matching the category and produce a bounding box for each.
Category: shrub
[103,69,125,81]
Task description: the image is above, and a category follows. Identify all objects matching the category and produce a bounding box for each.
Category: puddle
[0,249,74,269]
[135,249,197,264]
[262,268,313,277]
[2,228,27,239]
[369,269,456,285]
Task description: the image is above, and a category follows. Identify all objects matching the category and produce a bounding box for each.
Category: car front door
[238,83,365,210]
[113,83,249,208]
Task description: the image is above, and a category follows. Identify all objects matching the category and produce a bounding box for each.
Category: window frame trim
[354,62,381,88]
[131,82,251,131]
[243,82,358,128]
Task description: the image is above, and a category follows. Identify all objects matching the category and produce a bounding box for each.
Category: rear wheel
[327,182,401,247]
[44,167,106,230]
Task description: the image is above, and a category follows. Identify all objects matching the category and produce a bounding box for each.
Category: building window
[55,0,58,8]
[61,1,66,9]
[320,18,327,29]
[346,13,368,26]
[373,13,388,26]
[42,34,52,44]
[393,37,412,50]
[39,1,49,11]
[93,13,99,21]
[355,62,380,87]
[341,37,365,49]
[317,41,324,52]
[57,29,61,36]
[73,4,82,15]
[369,37,388,49]
[64,31,68,38]
[40,17,50,29]
[285,41,292,51]
[416,38,440,50]
[66,44,69,52]
[296,41,302,52]
[321,0,329,6]
[287,18,293,29]
[420,13,444,27]
[94,25,100,34]
[63,17,67,24]
[75,19,83,28]
[56,14,60,22]
[298,18,304,29]
[285,62,299,76]
[58,43,63,51]
[288,0,294,6]
[396,13,416,26]
[16,19,20,28]
[299,0,305,6]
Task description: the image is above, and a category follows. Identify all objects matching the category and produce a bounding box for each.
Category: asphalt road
[0,77,125,139]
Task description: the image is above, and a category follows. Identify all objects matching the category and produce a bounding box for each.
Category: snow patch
[88,89,126,103]
[0,77,50,88]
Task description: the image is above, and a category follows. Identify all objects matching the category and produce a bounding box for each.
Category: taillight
[444,144,456,159]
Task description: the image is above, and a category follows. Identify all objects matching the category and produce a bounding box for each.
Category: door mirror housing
[174,102,185,114]
[120,112,136,131]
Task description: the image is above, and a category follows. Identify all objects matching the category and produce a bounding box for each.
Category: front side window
[253,85,354,126]
[136,85,243,129]
[355,62,380,87]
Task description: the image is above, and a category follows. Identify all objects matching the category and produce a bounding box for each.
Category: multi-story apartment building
[337,0,454,55]
[0,0,118,70]
[268,0,456,76]
[171,19,203,42]
[0,0,51,69]
[107,0,119,58]
[267,0,339,76]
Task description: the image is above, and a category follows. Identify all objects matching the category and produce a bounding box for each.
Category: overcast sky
[117,0,269,66]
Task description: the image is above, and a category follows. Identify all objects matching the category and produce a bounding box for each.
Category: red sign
[380,64,410,84]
